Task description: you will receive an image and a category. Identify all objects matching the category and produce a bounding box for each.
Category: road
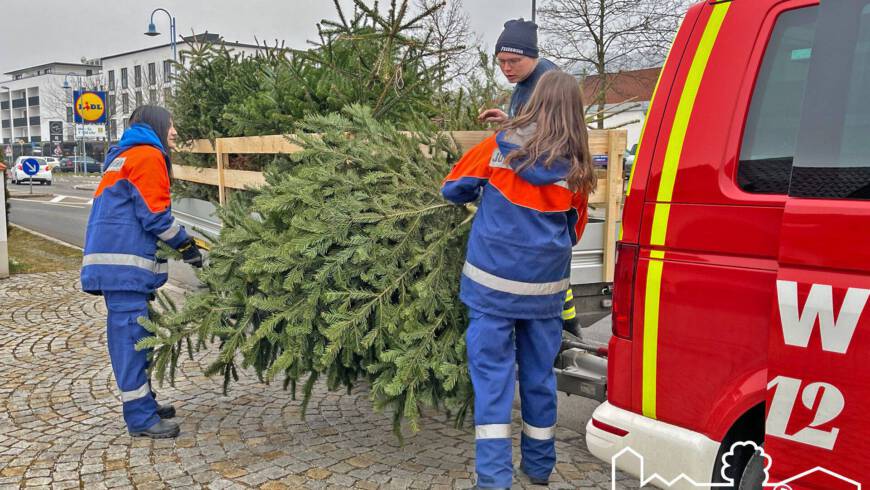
[7,175,96,248]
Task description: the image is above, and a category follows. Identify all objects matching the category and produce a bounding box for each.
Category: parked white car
[10,156,53,185]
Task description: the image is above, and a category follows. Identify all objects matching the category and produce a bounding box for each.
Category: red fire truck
[580,0,870,488]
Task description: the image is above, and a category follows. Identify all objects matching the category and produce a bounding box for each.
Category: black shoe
[156,403,176,419]
[129,419,180,439]
[520,466,549,486]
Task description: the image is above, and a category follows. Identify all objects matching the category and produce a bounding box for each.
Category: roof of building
[100,33,262,61]
[4,62,100,76]
[581,67,661,105]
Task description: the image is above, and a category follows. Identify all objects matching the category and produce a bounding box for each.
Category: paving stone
[0,271,620,489]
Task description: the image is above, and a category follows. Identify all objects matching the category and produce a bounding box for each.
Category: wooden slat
[178,139,216,154]
[602,130,628,282]
[173,165,266,190]
[219,135,304,154]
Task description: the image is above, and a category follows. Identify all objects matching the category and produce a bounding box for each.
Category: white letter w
[777,280,869,354]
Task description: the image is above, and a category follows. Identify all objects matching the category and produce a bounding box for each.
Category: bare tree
[416,0,480,87]
[539,0,689,128]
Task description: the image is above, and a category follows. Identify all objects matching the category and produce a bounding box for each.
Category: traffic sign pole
[21,158,40,195]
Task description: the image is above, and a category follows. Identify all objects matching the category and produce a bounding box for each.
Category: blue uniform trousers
[104,291,160,433]
[466,309,563,488]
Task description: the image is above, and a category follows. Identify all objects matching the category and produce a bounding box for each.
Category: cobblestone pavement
[0,271,641,489]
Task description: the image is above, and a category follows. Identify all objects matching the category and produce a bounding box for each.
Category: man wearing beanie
[479,18,559,124]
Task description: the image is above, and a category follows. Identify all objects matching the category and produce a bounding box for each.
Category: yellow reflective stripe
[643,3,730,420]
[643,260,663,418]
[562,307,576,320]
[565,288,574,302]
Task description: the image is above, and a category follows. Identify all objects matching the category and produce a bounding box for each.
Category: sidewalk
[0,271,637,490]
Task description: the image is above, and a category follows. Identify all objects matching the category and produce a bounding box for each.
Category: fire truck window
[790,1,870,200]
[738,7,818,195]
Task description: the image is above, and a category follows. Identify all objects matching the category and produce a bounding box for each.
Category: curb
[73,185,97,191]
[8,192,54,199]
[9,223,84,251]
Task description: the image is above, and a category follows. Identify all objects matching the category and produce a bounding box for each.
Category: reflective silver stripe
[120,382,151,403]
[476,424,512,440]
[489,160,510,169]
[157,222,181,242]
[155,261,169,275]
[463,262,569,296]
[554,180,570,190]
[523,421,556,440]
[83,253,157,272]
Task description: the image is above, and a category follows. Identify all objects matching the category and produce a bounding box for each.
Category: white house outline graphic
[610,442,862,489]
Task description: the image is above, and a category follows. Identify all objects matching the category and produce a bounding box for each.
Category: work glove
[178,239,204,269]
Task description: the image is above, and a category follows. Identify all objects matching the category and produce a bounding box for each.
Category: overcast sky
[0,0,535,79]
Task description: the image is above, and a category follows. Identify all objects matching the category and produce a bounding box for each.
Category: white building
[100,33,263,141]
[0,61,102,147]
[0,33,266,160]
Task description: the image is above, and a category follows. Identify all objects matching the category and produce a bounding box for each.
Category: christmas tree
[143,106,476,434]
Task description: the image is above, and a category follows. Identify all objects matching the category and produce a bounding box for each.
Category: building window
[149,88,158,104]
[121,68,128,89]
[163,60,172,81]
[110,119,118,140]
[66,107,73,123]
[122,93,129,114]
[123,118,129,130]
[108,70,115,90]
[164,87,172,103]
[148,63,157,85]
[135,91,143,107]
[108,94,116,115]
[134,65,142,87]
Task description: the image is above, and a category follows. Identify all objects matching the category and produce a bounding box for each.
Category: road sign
[22,158,40,176]
[53,144,62,157]
[49,121,64,143]
[73,90,107,124]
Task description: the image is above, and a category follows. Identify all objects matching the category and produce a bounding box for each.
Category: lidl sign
[73,90,107,124]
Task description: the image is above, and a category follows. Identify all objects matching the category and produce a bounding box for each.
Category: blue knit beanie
[495,19,539,59]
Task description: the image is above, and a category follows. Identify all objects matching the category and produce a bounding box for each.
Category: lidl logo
[73,91,107,124]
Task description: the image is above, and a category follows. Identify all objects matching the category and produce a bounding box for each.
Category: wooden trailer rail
[173,129,627,281]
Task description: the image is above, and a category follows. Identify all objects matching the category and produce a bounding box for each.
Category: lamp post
[1,86,13,153]
[145,8,177,62]
[532,0,537,23]
[63,73,85,174]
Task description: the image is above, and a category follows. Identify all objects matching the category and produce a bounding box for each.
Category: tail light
[612,242,639,340]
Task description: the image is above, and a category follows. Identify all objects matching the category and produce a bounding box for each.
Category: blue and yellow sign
[73,90,107,124]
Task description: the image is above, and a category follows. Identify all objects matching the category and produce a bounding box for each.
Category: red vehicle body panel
[612,0,870,487]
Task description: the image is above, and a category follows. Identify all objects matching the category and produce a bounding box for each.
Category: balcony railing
[11,99,26,109]
[28,96,39,106]
[29,116,40,126]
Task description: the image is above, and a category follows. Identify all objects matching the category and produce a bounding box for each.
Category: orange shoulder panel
[94,146,170,212]
[442,134,499,183]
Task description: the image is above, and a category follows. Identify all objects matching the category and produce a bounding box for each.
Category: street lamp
[145,8,178,62]
[63,73,86,173]
[532,0,537,23]
[0,86,11,149]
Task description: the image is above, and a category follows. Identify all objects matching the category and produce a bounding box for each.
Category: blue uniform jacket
[508,58,559,118]
[80,124,190,294]
[442,129,588,319]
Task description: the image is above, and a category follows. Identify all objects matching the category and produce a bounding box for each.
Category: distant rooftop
[100,33,261,61]
[4,61,100,76]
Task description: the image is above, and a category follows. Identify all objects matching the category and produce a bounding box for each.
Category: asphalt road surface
[7,175,96,248]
